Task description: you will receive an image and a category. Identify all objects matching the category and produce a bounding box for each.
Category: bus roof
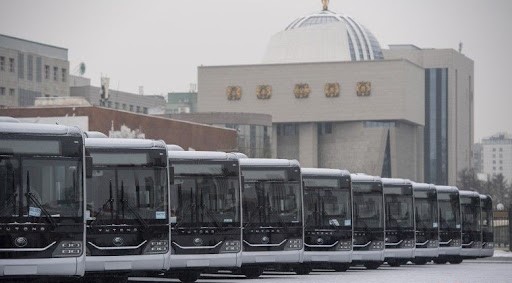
[301,167,350,177]
[239,158,300,167]
[411,181,436,191]
[0,116,20,123]
[84,131,108,138]
[0,122,82,136]
[85,138,166,150]
[168,150,238,161]
[479,194,492,200]
[167,144,185,151]
[350,173,382,182]
[435,185,459,193]
[459,190,480,198]
[381,178,412,186]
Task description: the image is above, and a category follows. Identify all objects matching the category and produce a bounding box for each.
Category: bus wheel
[433,258,447,264]
[332,263,350,272]
[413,258,428,265]
[293,265,312,275]
[449,257,463,264]
[387,259,401,267]
[177,271,201,283]
[364,262,381,270]
[242,266,263,279]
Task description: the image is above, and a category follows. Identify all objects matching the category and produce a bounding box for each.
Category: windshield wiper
[25,171,57,228]
[89,180,115,227]
[120,181,149,229]
[244,204,265,228]
[0,171,17,216]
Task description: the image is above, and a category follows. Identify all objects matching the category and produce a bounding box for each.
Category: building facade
[162,112,272,158]
[0,34,70,107]
[166,91,198,114]
[478,133,512,183]
[196,5,473,185]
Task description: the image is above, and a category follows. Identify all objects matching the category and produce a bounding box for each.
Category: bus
[411,182,439,265]
[479,194,494,258]
[350,174,385,269]
[459,190,482,259]
[167,151,242,283]
[382,178,415,267]
[300,168,352,273]
[434,186,462,264]
[84,138,170,283]
[0,122,86,281]
[239,158,303,278]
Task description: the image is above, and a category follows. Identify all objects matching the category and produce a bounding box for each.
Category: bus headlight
[285,239,303,250]
[220,240,241,253]
[370,241,384,250]
[53,241,83,257]
[451,239,461,247]
[143,240,169,254]
[337,241,352,251]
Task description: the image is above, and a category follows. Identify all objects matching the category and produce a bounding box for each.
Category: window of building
[44,65,50,79]
[122,103,127,110]
[493,160,496,164]
[0,87,5,95]
[136,106,140,113]
[493,148,496,152]
[493,154,496,158]
[53,66,58,81]
[500,148,503,152]
[9,88,15,96]
[129,105,134,111]
[500,160,503,164]
[107,101,112,108]
[27,55,33,81]
[143,107,148,114]
[114,102,119,109]
[493,167,496,171]
[61,68,67,82]
[9,58,14,72]
[0,56,4,71]
[500,167,503,170]
[318,122,333,135]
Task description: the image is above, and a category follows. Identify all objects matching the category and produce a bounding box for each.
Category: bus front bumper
[438,246,461,256]
[241,250,303,265]
[414,247,439,258]
[351,250,385,262]
[170,252,241,269]
[85,253,169,273]
[460,247,481,258]
[0,255,85,277]
[303,250,351,263]
[384,248,414,259]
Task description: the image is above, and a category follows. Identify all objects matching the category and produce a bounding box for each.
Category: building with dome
[196,3,474,185]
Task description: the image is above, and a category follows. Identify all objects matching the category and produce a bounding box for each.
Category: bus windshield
[414,191,438,229]
[385,187,414,229]
[481,198,493,232]
[352,182,383,229]
[87,167,168,223]
[243,179,301,227]
[0,156,83,220]
[438,192,461,229]
[303,177,351,229]
[171,175,240,227]
[461,196,481,231]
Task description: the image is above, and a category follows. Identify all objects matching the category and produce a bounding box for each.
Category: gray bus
[300,168,352,273]
[411,182,439,265]
[434,186,462,264]
[459,190,482,259]
[479,194,494,258]
[84,138,171,283]
[0,122,86,281]
[350,174,385,269]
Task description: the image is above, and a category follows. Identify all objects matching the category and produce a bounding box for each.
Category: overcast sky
[1,0,511,141]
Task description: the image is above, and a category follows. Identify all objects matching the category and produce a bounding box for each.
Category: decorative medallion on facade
[324,83,340,97]
[356,81,371,97]
[256,85,272,99]
[226,86,242,101]
[294,83,311,99]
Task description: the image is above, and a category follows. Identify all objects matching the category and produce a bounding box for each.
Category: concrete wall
[198,59,425,126]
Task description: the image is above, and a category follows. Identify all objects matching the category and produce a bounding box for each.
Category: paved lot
[132,258,512,283]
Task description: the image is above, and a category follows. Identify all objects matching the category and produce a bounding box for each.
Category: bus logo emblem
[261,236,270,244]
[14,237,28,248]
[193,238,203,246]
[317,238,324,245]
[113,237,124,247]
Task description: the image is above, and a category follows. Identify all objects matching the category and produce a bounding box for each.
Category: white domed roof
[285,10,384,61]
[262,5,384,64]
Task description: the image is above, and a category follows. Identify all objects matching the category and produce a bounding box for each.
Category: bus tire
[433,258,447,264]
[332,263,350,272]
[413,258,428,265]
[242,266,263,279]
[387,259,401,267]
[449,257,463,264]
[364,262,381,270]
[293,265,312,275]
[177,271,201,283]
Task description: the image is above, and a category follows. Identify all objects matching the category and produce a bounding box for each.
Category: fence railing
[494,210,510,249]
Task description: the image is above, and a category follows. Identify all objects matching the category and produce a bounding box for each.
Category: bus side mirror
[85,156,93,178]
[168,166,174,184]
